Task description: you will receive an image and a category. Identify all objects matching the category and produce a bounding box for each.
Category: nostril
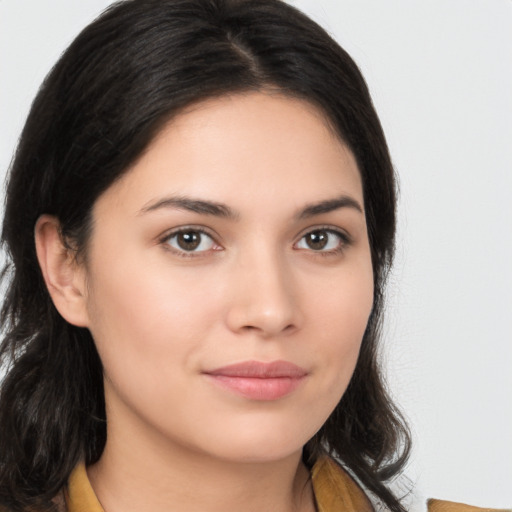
[239,323,296,336]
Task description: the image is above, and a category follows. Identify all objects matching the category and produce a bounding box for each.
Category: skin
[36,92,374,512]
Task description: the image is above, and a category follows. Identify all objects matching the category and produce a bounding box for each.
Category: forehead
[96,92,363,217]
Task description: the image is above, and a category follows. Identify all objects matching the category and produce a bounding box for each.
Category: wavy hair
[0,1,410,510]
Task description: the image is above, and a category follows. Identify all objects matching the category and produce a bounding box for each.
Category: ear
[34,215,90,327]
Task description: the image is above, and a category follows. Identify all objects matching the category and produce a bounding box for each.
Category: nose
[225,250,303,338]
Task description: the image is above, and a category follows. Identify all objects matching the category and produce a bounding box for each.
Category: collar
[65,457,503,512]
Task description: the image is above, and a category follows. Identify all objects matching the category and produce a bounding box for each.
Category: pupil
[307,231,328,250]
[178,231,200,250]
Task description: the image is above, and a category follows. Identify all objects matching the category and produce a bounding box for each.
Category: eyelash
[159,225,351,258]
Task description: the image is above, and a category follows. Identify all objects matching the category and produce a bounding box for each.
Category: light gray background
[1,1,511,509]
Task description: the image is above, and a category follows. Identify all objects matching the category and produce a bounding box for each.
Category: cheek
[82,256,227,436]
[313,259,373,343]
[82,248,222,383]
[288,256,373,421]
[310,263,373,390]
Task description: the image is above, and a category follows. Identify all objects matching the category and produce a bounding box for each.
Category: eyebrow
[139,194,363,220]
[139,196,238,219]
[297,195,363,219]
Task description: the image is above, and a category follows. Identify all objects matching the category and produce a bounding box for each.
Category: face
[79,92,374,463]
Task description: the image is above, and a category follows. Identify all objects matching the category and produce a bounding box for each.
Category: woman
[0,1,501,511]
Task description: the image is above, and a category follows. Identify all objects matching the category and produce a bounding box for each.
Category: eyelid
[295,224,352,241]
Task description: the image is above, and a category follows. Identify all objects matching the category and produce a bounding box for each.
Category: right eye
[164,229,219,254]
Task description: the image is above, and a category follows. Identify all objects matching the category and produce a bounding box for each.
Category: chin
[192,420,317,464]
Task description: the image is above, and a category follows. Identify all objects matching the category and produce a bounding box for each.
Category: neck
[87,409,315,512]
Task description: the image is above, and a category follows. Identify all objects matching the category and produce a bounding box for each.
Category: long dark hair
[0,1,410,510]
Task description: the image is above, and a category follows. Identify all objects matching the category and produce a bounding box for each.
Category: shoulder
[311,455,510,512]
[311,456,373,512]
[428,499,511,512]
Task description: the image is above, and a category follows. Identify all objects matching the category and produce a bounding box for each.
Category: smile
[203,360,308,401]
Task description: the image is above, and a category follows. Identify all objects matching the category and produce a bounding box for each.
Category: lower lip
[205,375,305,401]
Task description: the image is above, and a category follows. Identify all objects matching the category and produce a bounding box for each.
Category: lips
[203,360,308,401]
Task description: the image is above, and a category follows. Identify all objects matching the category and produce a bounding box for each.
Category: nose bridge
[226,240,301,336]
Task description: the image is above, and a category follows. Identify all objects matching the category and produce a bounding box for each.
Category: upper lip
[204,360,308,378]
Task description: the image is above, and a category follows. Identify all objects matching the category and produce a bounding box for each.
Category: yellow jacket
[65,456,509,512]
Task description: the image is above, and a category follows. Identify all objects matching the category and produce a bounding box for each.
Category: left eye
[166,230,216,253]
[295,229,345,252]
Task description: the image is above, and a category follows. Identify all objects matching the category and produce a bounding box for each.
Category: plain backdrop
[1,1,511,510]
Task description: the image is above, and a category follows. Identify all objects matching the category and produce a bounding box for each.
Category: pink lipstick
[204,360,307,401]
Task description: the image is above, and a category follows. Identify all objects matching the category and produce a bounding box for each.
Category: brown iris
[176,231,201,251]
[304,230,329,250]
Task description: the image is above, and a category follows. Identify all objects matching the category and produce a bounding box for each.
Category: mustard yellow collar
[65,456,507,512]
